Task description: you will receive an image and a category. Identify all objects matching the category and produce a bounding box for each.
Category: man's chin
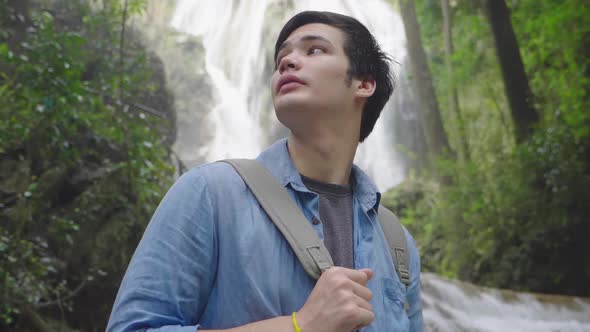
[275,106,311,131]
[274,99,310,114]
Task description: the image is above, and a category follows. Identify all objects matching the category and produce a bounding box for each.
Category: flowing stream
[133,1,590,330]
[422,273,590,331]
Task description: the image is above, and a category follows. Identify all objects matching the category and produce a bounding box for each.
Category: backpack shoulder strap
[221,159,334,280]
[377,205,410,287]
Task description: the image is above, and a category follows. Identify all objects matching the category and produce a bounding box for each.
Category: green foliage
[388,0,590,296]
[0,0,174,329]
[1,12,89,161]
[391,123,590,295]
[512,0,590,139]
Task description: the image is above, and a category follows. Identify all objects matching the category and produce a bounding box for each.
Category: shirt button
[312,217,320,225]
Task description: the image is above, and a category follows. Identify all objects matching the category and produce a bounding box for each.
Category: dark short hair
[274,11,395,142]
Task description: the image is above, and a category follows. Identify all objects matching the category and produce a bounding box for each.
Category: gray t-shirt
[301,175,354,269]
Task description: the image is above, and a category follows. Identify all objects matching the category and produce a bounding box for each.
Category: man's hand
[296,267,374,332]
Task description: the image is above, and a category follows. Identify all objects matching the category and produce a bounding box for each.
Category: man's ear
[355,77,376,99]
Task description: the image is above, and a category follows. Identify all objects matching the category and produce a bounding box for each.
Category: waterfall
[169,0,407,191]
[169,1,268,161]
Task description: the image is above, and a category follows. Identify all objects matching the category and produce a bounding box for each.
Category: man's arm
[107,170,217,332]
[106,168,376,332]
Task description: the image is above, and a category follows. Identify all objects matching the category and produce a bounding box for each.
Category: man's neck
[287,132,358,186]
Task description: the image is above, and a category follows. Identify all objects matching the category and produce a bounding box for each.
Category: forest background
[1,0,588,331]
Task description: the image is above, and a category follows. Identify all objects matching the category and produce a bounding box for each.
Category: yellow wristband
[292,312,302,332]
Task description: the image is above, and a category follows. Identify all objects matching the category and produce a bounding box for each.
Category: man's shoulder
[175,161,247,194]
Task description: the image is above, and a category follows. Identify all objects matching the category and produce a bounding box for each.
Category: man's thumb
[359,268,373,280]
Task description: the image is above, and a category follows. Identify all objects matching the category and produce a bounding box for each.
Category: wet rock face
[131,0,215,167]
[0,142,140,330]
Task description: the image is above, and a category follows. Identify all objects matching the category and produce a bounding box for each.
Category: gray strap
[378,205,410,287]
[222,159,334,280]
[222,159,410,287]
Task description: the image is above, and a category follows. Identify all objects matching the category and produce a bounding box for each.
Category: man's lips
[277,75,306,93]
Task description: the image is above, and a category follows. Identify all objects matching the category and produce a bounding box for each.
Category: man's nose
[278,54,299,74]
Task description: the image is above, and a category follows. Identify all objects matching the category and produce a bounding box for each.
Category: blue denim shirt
[107,138,423,332]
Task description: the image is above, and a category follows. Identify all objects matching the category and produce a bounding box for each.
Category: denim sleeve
[106,170,217,332]
[406,229,424,332]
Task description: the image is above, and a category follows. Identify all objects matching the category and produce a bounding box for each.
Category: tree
[387,0,590,297]
[440,0,470,161]
[483,0,539,143]
[0,1,175,330]
[399,0,452,163]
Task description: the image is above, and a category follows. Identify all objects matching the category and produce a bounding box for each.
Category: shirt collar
[256,138,381,212]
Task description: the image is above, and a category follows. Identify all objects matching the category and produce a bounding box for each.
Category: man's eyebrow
[277,35,334,54]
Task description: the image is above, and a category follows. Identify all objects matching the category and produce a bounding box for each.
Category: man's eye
[308,47,325,55]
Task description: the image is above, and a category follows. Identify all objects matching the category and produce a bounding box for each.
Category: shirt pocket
[381,277,410,331]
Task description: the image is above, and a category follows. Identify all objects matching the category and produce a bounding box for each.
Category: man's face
[271,23,357,129]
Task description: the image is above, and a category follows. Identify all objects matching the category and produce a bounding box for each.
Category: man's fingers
[352,282,373,302]
[359,268,373,280]
[354,307,375,329]
[311,267,376,331]
[351,268,372,286]
[355,296,373,313]
[330,267,372,285]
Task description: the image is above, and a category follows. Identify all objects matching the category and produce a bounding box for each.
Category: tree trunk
[441,0,470,161]
[4,0,31,52]
[16,306,53,332]
[399,0,452,160]
[483,0,539,143]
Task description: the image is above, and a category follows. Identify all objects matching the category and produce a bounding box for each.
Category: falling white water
[170,1,269,160]
[170,0,407,191]
[422,273,590,332]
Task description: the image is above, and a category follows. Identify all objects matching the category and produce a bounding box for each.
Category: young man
[107,11,423,332]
